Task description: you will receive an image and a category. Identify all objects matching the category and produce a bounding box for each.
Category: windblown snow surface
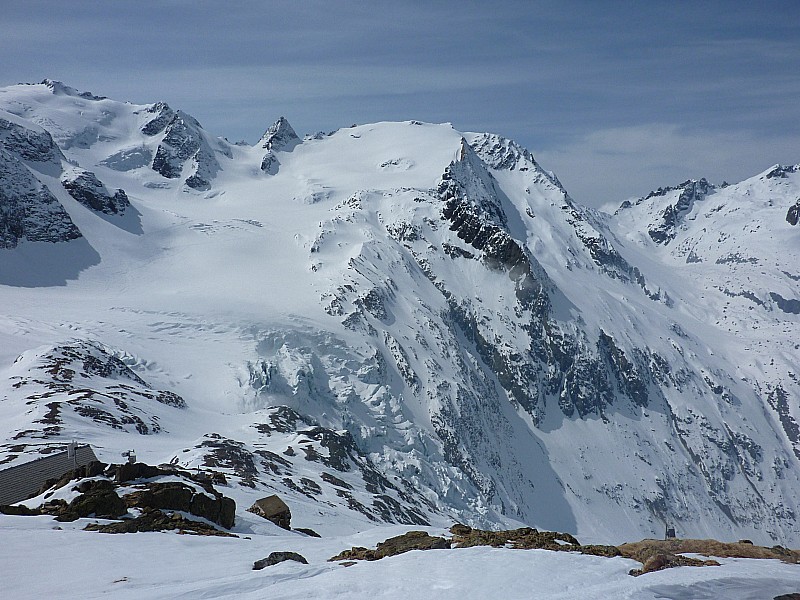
[0,81,798,598]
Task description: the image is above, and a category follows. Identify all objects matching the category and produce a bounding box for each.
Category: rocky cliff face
[150,110,225,190]
[0,147,79,248]
[61,168,130,215]
[258,116,299,174]
[0,112,65,176]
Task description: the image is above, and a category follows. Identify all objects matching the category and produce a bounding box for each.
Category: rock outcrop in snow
[258,116,299,174]
[151,110,224,190]
[0,148,79,248]
[61,168,130,215]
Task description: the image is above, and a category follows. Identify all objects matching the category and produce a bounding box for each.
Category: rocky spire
[257,117,299,152]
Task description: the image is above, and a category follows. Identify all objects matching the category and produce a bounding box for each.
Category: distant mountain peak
[40,79,106,101]
[258,117,299,174]
[258,116,299,152]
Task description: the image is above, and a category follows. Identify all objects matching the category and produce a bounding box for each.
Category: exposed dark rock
[766,165,799,179]
[0,504,40,516]
[646,179,713,244]
[61,169,130,215]
[0,115,65,173]
[469,132,539,172]
[152,114,200,179]
[114,461,172,483]
[243,406,433,526]
[0,148,80,249]
[258,117,299,175]
[57,483,126,521]
[453,524,570,550]
[38,460,108,495]
[321,472,352,489]
[253,551,308,570]
[294,527,321,538]
[297,426,357,472]
[254,405,315,435]
[258,117,299,152]
[150,110,220,189]
[10,341,185,439]
[197,434,267,488]
[140,102,175,136]
[598,331,649,408]
[41,79,105,101]
[628,552,718,576]
[124,480,235,529]
[247,495,291,530]
[786,200,800,226]
[84,507,235,536]
[449,524,622,558]
[330,530,450,561]
[765,385,800,460]
[358,288,388,321]
[770,292,800,315]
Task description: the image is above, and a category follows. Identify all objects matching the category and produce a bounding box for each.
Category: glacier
[0,80,799,552]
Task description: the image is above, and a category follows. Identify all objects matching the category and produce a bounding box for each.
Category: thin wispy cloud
[1,0,797,207]
[537,124,799,209]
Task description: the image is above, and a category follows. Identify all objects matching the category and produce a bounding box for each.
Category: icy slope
[0,81,799,545]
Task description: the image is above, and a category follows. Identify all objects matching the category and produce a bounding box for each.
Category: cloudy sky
[2,0,798,208]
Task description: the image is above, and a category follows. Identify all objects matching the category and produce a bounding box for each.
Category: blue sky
[2,0,798,208]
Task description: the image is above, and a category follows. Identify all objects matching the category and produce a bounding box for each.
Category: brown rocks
[618,538,800,565]
[448,524,619,557]
[628,552,719,576]
[247,495,291,530]
[0,504,40,516]
[294,527,321,538]
[330,530,450,562]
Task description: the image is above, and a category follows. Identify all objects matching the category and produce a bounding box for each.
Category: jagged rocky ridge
[0,81,798,545]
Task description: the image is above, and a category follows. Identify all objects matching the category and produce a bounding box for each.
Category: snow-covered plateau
[0,80,798,598]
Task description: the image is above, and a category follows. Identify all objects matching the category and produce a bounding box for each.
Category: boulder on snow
[252,551,308,570]
[787,200,800,226]
[247,495,291,530]
[294,527,321,538]
[628,552,719,577]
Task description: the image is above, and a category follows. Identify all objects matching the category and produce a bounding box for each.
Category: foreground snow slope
[2,519,800,600]
[1,81,799,545]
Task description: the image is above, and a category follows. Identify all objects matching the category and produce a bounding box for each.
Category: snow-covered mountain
[1,80,799,546]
